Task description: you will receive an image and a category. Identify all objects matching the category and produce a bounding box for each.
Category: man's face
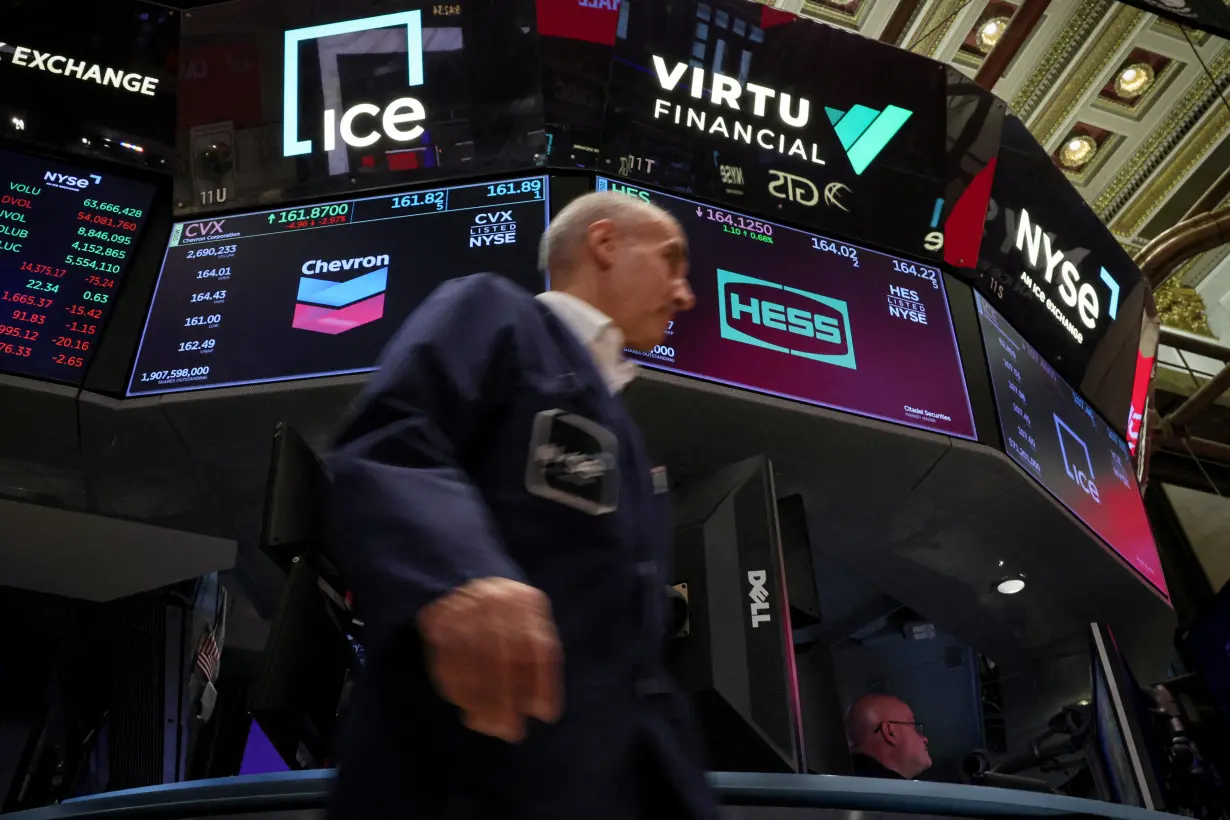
[890,709,931,778]
[603,214,693,351]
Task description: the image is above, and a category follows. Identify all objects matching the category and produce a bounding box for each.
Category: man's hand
[417,577,563,743]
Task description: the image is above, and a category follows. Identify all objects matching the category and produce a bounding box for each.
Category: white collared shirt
[536,291,637,394]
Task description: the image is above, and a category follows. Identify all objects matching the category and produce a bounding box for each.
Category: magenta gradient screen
[594,178,977,440]
[977,294,1169,600]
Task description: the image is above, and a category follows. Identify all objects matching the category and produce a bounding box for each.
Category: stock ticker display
[0,147,155,384]
[976,294,1168,600]
[128,176,548,394]
[594,178,977,440]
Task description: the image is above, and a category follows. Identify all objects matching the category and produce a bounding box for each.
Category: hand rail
[2,769,1185,820]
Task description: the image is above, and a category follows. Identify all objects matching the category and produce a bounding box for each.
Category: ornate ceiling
[772,0,1230,299]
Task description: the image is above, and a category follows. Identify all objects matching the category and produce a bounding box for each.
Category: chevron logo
[292,266,388,335]
[824,104,913,175]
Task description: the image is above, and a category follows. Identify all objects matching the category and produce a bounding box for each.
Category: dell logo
[747,570,771,628]
[718,269,856,369]
[283,11,427,157]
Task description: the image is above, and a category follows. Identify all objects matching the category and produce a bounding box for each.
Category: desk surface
[4,770,1184,820]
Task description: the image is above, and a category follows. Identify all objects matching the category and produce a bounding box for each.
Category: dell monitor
[667,455,805,773]
[1088,622,1166,810]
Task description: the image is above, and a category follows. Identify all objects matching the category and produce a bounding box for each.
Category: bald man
[327,193,717,819]
[845,694,933,780]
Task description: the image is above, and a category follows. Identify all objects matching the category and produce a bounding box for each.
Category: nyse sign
[282,11,428,157]
[1010,207,1121,345]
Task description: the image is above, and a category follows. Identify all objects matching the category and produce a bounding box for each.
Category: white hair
[538,191,672,280]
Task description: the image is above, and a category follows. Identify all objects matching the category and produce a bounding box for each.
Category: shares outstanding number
[139,366,210,382]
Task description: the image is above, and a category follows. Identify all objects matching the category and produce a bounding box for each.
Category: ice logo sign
[282,11,426,157]
[293,254,390,335]
[717,269,855,369]
[1054,415,1100,503]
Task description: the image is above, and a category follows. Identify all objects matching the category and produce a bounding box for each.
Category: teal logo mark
[825,104,913,175]
[718,269,856,370]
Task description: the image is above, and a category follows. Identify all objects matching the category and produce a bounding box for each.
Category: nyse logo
[283,11,427,157]
[1012,207,1121,343]
[768,170,819,206]
[470,210,517,247]
[718,269,856,369]
[887,285,927,324]
[43,171,100,191]
[747,570,771,628]
[184,219,227,239]
[718,164,744,186]
[1055,415,1100,503]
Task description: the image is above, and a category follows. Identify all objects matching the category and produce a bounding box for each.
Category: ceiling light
[1115,62,1155,100]
[1058,134,1097,170]
[976,17,1010,52]
[996,576,1026,595]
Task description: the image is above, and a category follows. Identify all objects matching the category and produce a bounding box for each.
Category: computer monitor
[1088,622,1166,810]
[667,456,805,773]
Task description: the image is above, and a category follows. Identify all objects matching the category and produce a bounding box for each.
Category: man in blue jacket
[327,191,717,819]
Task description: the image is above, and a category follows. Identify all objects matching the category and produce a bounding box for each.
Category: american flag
[196,629,221,682]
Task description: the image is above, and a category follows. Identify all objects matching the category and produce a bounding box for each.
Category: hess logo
[184,219,227,238]
[718,269,856,370]
[283,11,427,157]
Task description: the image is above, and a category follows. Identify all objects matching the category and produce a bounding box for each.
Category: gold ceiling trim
[798,0,873,28]
[1110,104,1230,238]
[893,0,931,47]
[1010,0,1112,121]
[907,0,968,58]
[1152,16,1211,45]
[1094,46,1230,222]
[1029,4,1146,147]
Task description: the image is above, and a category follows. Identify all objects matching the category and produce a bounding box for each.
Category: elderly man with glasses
[845,694,932,780]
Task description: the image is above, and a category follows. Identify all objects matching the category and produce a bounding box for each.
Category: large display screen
[175,0,543,216]
[128,175,548,395]
[0,147,156,384]
[976,294,1168,599]
[594,177,977,440]
[590,0,971,265]
[971,115,1147,438]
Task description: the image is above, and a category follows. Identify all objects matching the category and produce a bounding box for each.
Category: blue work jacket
[326,274,718,820]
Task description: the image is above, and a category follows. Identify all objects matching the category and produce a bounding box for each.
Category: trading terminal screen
[976,294,1168,600]
[0,147,156,384]
[128,176,548,395]
[591,177,977,440]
